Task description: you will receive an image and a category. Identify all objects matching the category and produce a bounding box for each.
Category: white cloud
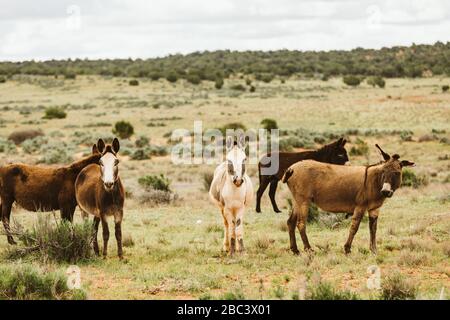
[0,0,449,61]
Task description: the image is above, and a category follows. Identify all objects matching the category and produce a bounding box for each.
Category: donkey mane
[68,153,102,172]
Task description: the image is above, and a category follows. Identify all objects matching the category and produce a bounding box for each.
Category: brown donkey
[256,138,348,213]
[0,150,101,244]
[75,138,125,259]
[283,144,414,255]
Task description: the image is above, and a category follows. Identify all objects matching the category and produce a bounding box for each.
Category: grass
[0,75,449,299]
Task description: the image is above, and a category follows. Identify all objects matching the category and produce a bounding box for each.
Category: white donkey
[209,135,253,255]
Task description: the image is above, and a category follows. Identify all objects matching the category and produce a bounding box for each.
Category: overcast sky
[1,0,450,61]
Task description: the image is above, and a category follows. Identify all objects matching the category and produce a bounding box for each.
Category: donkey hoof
[255,208,261,213]
[274,209,282,213]
[291,248,300,255]
[344,246,351,254]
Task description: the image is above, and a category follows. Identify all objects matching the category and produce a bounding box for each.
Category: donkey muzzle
[104,181,114,191]
[381,183,393,198]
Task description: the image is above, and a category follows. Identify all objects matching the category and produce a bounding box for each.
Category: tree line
[1,42,450,82]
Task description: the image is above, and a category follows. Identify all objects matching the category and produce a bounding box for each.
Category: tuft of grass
[306,281,359,300]
[402,169,429,188]
[398,250,430,267]
[0,265,87,300]
[43,107,67,119]
[380,272,418,300]
[122,234,135,247]
[7,216,93,263]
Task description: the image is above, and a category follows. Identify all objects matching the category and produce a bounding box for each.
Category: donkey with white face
[209,135,253,255]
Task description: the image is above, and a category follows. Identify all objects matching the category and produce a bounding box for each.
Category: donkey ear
[112,138,120,153]
[226,136,233,150]
[238,134,246,148]
[375,144,390,161]
[400,160,415,167]
[97,139,105,153]
[92,144,99,155]
[341,138,347,146]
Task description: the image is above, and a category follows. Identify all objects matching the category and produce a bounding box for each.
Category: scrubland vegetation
[0,47,449,299]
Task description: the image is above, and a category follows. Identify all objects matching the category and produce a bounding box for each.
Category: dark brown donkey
[283,144,414,255]
[256,138,349,213]
[0,150,101,244]
[75,138,125,259]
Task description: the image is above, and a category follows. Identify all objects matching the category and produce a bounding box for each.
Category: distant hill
[1,42,450,81]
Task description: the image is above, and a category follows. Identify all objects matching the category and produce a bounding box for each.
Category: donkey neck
[291,150,317,161]
[364,164,385,202]
[68,154,101,174]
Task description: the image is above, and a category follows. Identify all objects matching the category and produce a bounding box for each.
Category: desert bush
[230,84,246,91]
[113,120,134,139]
[0,138,16,153]
[215,77,224,89]
[202,172,214,191]
[418,134,437,142]
[260,118,278,130]
[187,74,201,85]
[343,75,361,87]
[130,148,150,160]
[349,138,369,156]
[43,107,67,119]
[0,76,6,83]
[136,189,178,206]
[249,85,256,92]
[306,280,359,300]
[166,72,178,83]
[138,174,171,192]
[8,129,44,145]
[0,265,86,300]
[380,273,418,300]
[367,76,386,88]
[135,136,149,148]
[245,78,252,86]
[8,216,93,263]
[400,131,413,141]
[442,85,449,92]
[220,122,247,135]
[256,73,274,83]
[38,142,73,164]
[22,136,48,153]
[401,169,429,188]
[63,71,76,80]
[129,79,139,86]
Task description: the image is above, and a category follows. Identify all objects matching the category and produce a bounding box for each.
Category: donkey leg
[101,216,110,258]
[235,208,245,253]
[255,177,270,213]
[344,207,365,254]
[297,203,313,252]
[1,199,16,245]
[92,217,100,256]
[224,209,236,256]
[221,210,230,252]
[368,209,379,254]
[114,211,123,259]
[269,180,281,213]
[287,205,299,255]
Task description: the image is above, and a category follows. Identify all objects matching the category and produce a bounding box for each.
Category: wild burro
[75,138,125,259]
[282,144,414,255]
[209,135,253,256]
[256,138,348,213]
[0,147,101,244]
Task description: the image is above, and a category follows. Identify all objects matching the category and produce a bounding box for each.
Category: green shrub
[230,84,246,91]
[367,76,386,88]
[0,76,6,83]
[220,122,246,135]
[214,77,224,89]
[442,85,449,92]
[400,131,413,141]
[9,216,93,263]
[0,138,16,153]
[166,72,178,83]
[63,71,76,80]
[131,148,150,160]
[260,118,278,130]
[138,174,171,192]
[349,138,369,156]
[401,169,429,188]
[135,136,149,148]
[256,73,274,83]
[249,85,256,92]
[129,79,139,86]
[380,272,418,300]
[187,74,201,85]
[43,107,67,119]
[343,75,361,87]
[245,78,252,86]
[113,120,134,139]
[306,281,359,300]
[0,265,87,300]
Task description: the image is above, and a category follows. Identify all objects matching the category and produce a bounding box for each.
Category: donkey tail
[282,168,294,183]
